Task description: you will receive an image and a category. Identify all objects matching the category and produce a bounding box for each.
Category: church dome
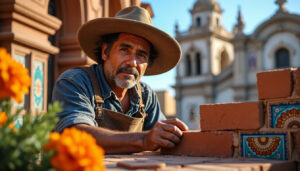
[192,0,221,13]
[193,0,215,7]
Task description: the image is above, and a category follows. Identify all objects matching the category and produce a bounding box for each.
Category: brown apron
[80,67,147,132]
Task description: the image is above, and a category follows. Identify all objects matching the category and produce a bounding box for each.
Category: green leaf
[0,101,62,170]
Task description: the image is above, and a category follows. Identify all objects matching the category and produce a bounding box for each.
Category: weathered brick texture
[200,101,264,131]
[257,68,292,100]
[161,131,233,157]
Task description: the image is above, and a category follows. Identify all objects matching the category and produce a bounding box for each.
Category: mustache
[116,67,139,78]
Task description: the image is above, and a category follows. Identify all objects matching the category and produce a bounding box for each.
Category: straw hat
[77,6,181,75]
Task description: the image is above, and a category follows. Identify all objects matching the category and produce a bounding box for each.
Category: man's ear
[102,43,108,61]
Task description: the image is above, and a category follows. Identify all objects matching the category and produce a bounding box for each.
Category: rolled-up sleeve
[52,70,97,133]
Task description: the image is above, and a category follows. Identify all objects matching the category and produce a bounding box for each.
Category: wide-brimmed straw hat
[77,6,181,75]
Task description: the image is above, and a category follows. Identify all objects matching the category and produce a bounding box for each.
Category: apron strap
[136,83,146,116]
[136,83,144,109]
[80,66,104,105]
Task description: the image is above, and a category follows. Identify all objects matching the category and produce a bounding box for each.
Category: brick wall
[162,68,300,162]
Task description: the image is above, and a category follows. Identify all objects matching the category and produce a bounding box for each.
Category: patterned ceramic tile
[267,100,300,129]
[14,115,23,129]
[33,60,44,110]
[240,132,288,160]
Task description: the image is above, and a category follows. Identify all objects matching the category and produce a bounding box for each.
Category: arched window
[275,48,290,68]
[195,53,201,75]
[185,54,192,76]
[216,18,219,27]
[220,51,230,71]
[196,17,201,27]
[189,104,196,121]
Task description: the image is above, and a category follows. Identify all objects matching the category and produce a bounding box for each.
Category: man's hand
[143,118,189,151]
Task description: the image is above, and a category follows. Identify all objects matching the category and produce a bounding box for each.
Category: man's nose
[125,55,137,67]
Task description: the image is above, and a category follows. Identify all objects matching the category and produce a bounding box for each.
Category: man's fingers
[143,129,177,150]
[161,123,183,137]
[159,130,181,144]
[157,138,176,148]
[153,122,181,142]
[143,118,188,151]
[162,118,189,131]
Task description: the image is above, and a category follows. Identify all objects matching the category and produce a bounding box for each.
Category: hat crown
[77,6,181,75]
[115,6,152,26]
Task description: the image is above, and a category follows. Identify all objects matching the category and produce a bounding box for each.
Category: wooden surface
[104,152,297,170]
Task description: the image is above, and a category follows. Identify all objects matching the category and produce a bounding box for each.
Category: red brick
[161,131,233,157]
[257,69,292,100]
[200,101,264,131]
[295,68,300,97]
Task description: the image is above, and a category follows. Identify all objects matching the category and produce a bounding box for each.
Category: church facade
[174,0,300,129]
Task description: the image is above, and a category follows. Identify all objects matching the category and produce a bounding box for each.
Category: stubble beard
[110,66,142,89]
[114,75,137,89]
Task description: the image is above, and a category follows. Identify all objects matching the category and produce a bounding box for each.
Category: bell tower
[174,0,234,129]
[189,0,223,33]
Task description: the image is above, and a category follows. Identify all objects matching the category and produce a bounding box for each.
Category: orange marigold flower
[0,112,8,126]
[44,132,60,151]
[0,48,31,103]
[45,127,105,171]
[9,122,18,132]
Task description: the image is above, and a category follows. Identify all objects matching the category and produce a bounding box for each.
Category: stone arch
[274,47,290,69]
[220,50,230,71]
[188,104,197,121]
[185,53,192,76]
[183,45,197,76]
[195,51,202,75]
[196,17,201,27]
[263,32,298,70]
[52,0,89,79]
[252,16,300,40]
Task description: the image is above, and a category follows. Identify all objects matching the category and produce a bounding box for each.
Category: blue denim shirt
[52,64,166,132]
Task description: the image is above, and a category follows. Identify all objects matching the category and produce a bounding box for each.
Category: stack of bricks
[162,68,300,162]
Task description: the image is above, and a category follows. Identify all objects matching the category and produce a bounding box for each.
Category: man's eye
[137,53,148,60]
[139,55,146,59]
[120,48,129,52]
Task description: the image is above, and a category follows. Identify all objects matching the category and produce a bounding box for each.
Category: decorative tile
[240,132,288,160]
[33,60,44,110]
[267,100,300,129]
[14,115,23,129]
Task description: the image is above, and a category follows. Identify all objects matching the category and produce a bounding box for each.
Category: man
[52,6,188,154]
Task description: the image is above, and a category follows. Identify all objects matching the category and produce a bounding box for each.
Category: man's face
[102,33,150,89]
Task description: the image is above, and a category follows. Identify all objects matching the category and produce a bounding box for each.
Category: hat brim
[77,18,181,75]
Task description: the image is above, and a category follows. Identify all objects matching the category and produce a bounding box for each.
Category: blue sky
[141,0,300,96]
